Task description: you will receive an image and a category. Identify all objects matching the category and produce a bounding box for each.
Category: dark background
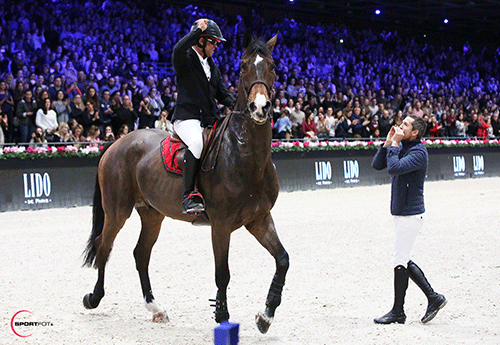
[159,0,500,46]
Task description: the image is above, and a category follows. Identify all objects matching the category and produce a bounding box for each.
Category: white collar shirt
[192,47,211,81]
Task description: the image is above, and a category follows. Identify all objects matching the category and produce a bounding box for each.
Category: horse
[82,32,289,334]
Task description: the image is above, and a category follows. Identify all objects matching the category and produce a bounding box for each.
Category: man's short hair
[409,115,427,139]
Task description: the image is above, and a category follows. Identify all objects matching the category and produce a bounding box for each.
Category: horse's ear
[266,34,278,53]
[243,31,253,49]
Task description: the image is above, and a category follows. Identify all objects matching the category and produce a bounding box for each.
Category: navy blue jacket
[171,27,234,126]
[372,139,428,216]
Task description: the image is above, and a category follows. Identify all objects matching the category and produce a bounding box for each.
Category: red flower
[57,146,65,153]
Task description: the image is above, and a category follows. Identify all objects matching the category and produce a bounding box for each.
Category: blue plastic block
[214,321,239,345]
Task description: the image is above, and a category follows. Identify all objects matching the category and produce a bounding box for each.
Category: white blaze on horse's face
[254,54,264,67]
[248,54,271,125]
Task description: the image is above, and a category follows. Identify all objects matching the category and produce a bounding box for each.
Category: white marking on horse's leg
[145,298,169,322]
[254,54,263,66]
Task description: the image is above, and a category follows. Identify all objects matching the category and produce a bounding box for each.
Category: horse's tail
[83,142,113,268]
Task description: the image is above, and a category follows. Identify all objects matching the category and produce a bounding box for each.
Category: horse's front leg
[246,213,289,334]
[210,224,231,323]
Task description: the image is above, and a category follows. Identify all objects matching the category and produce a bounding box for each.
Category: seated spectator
[80,100,102,135]
[491,112,500,137]
[393,110,404,127]
[116,124,130,140]
[48,77,65,101]
[289,102,305,138]
[477,112,490,138]
[53,90,71,124]
[70,94,85,122]
[350,106,366,138]
[147,87,164,118]
[0,80,15,142]
[29,126,47,147]
[86,125,101,145]
[369,114,380,138]
[455,113,467,137]
[302,110,318,140]
[378,110,393,138]
[154,110,173,134]
[84,86,100,108]
[138,96,154,129]
[0,108,7,143]
[274,109,293,140]
[335,110,351,139]
[429,116,443,137]
[272,98,282,124]
[113,95,136,134]
[315,112,331,139]
[103,125,115,141]
[70,124,85,143]
[16,89,37,143]
[52,122,72,142]
[36,97,59,136]
[466,113,479,137]
[98,89,114,128]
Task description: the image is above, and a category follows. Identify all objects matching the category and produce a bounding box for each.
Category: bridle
[238,64,275,122]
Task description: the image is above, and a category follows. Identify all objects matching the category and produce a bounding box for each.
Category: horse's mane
[243,39,272,59]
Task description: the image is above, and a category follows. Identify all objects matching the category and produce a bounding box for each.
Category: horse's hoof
[255,311,273,334]
[83,293,99,309]
[152,311,169,323]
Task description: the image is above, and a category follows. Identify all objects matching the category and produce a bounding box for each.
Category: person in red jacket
[477,112,490,138]
[301,110,317,140]
[428,115,442,137]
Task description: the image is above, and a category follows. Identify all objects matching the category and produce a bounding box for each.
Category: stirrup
[182,192,205,214]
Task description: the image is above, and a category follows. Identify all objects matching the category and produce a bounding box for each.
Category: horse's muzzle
[248,99,272,125]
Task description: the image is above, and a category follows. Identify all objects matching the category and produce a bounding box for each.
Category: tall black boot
[182,150,205,214]
[374,265,408,324]
[407,260,447,323]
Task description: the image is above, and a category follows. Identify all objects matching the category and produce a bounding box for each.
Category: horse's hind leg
[84,213,129,309]
[246,213,289,334]
[134,205,168,322]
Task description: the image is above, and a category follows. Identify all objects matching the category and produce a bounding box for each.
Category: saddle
[160,125,217,176]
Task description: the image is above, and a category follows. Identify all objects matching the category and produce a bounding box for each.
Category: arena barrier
[0,147,498,212]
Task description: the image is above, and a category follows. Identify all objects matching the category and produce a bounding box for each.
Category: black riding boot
[407,260,447,323]
[182,150,205,214]
[374,265,408,324]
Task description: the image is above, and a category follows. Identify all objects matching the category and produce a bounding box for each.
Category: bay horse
[82,32,288,334]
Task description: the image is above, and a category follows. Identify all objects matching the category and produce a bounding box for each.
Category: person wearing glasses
[171,18,235,214]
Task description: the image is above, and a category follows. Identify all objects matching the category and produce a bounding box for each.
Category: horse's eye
[240,62,248,71]
[269,62,276,70]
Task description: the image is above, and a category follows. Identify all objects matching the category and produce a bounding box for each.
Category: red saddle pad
[160,136,184,176]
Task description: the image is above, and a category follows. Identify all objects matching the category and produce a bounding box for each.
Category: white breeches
[173,119,204,159]
[393,213,424,268]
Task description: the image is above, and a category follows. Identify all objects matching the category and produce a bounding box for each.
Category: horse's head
[237,32,277,125]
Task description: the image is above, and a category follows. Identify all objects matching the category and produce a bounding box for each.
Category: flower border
[271,138,500,152]
[0,145,103,160]
[0,139,498,159]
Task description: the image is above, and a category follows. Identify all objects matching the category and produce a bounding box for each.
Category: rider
[171,18,235,214]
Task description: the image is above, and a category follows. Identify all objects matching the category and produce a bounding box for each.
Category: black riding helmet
[191,19,226,43]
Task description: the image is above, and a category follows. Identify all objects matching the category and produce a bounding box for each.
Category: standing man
[372,115,446,324]
[171,18,235,214]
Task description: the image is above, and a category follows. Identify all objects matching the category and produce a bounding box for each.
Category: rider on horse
[171,18,235,214]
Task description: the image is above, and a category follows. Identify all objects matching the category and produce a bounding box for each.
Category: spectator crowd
[1,0,500,145]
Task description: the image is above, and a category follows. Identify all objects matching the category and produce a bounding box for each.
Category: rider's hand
[197,18,208,31]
